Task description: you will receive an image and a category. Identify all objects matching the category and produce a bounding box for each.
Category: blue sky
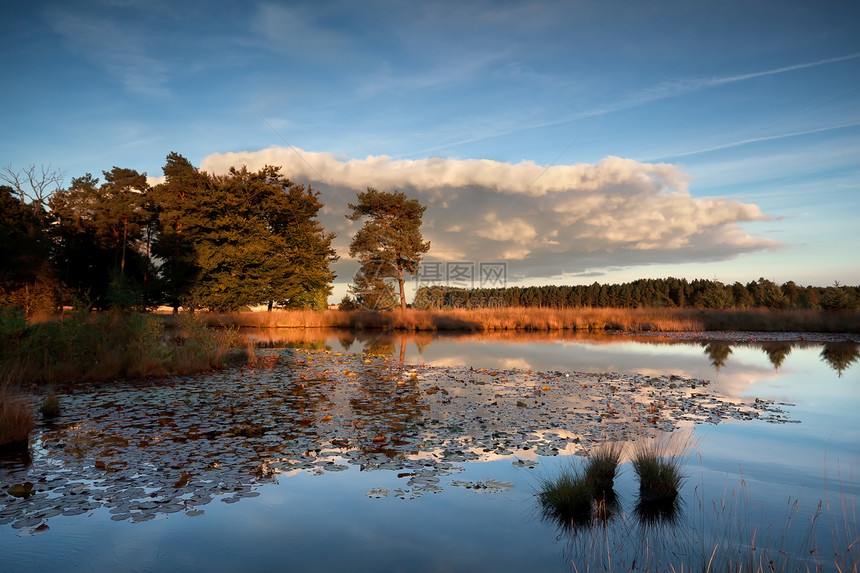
[3,1,859,299]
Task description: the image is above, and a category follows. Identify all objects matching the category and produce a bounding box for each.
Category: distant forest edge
[407,278,860,312]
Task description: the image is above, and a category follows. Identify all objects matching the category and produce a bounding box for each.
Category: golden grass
[203,307,859,333]
[203,307,705,332]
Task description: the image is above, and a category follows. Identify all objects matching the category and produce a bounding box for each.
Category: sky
[2,0,859,302]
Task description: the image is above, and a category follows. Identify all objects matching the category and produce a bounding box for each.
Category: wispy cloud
[424,52,860,155]
[655,121,860,160]
[43,5,171,98]
[251,3,353,63]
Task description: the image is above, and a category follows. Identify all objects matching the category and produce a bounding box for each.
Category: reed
[0,311,247,385]
[201,307,859,333]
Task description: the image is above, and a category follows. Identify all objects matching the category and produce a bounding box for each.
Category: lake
[1,330,857,572]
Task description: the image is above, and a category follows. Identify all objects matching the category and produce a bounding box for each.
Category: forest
[411,279,860,311]
[1,154,337,314]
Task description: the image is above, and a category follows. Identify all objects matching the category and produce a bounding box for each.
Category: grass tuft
[537,465,596,528]
[39,394,61,418]
[632,434,689,502]
[583,441,623,494]
[0,393,33,450]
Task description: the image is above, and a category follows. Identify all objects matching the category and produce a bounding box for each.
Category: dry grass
[203,307,704,332]
[0,380,33,449]
[202,307,859,333]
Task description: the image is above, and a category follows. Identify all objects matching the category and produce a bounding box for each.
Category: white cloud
[200,147,780,282]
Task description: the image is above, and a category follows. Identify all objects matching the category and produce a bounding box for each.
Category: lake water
[1,330,857,572]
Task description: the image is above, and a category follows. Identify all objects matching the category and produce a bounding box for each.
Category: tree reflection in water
[820,341,859,377]
[703,342,733,371]
[761,341,792,370]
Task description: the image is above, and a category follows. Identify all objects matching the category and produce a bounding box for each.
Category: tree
[1,163,65,213]
[347,188,430,311]
[149,153,209,311]
[151,159,337,311]
[0,185,56,313]
[50,169,151,309]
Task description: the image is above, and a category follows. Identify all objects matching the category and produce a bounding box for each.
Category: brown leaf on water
[174,471,193,488]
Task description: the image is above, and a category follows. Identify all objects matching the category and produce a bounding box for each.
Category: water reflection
[820,341,860,377]
[240,328,859,378]
[702,342,733,371]
[761,341,792,370]
[1,347,794,532]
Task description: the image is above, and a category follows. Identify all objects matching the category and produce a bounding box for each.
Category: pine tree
[347,188,430,311]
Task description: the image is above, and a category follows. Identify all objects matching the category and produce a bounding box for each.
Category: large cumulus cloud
[200,147,779,283]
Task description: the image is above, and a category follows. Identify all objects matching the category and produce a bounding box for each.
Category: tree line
[1,154,337,313]
[412,277,859,311]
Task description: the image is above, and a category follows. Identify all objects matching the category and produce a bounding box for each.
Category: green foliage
[347,188,430,310]
[151,159,337,311]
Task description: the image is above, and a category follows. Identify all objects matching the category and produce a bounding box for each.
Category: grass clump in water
[39,394,61,419]
[537,466,596,527]
[583,441,623,495]
[632,436,686,502]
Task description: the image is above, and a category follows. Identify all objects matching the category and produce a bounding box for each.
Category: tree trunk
[121,219,128,275]
[397,267,407,311]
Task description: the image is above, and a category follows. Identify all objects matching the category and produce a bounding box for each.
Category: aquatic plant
[583,441,623,495]
[537,465,596,528]
[632,436,687,502]
[39,394,60,419]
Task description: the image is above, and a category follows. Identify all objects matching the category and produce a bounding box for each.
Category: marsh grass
[584,441,624,495]
[0,311,248,385]
[202,307,860,333]
[537,465,597,529]
[39,394,61,418]
[540,451,856,572]
[632,435,689,502]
